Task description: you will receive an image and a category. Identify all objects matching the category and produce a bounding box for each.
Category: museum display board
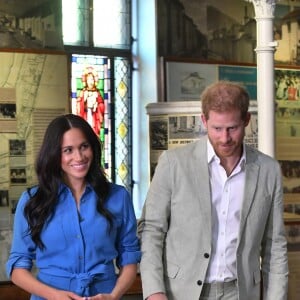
[146,101,258,178]
[0,51,68,281]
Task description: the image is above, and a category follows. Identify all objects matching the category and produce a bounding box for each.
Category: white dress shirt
[205,140,246,283]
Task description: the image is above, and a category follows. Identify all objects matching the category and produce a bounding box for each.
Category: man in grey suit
[138,81,288,300]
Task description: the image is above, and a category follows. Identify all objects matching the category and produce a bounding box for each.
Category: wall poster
[164,58,257,102]
[0,51,68,281]
[146,100,257,179]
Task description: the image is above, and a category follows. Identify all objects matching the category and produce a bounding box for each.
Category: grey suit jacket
[138,136,288,300]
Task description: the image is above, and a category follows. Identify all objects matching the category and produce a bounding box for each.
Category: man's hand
[147,293,168,300]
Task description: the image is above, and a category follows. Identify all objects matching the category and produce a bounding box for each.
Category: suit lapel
[188,139,261,244]
[238,146,260,243]
[190,138,212,240]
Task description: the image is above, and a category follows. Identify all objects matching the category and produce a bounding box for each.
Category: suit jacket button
[204,253,209,258]
[197,280,203,286]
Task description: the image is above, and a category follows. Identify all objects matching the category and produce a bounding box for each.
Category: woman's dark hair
[24,113,112,249]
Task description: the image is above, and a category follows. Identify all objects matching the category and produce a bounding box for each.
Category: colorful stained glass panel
[70,54,112,178]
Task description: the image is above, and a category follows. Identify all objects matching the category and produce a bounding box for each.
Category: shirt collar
[58,182,93,194]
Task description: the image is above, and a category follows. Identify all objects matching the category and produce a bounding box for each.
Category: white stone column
[246,0,277,157]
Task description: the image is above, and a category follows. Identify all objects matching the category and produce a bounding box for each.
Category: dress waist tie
[37,263,116,296]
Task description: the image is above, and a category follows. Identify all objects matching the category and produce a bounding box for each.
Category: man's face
[201,110,250,160]
[87,74,95,88]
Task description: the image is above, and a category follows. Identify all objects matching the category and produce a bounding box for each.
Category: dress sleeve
[6,190,36,278]
[114,187,141,267]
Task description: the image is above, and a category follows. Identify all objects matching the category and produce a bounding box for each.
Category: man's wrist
[147,292,167,300]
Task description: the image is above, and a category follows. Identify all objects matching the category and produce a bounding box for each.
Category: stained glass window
[65,0,132,192]
[115,57,131,187]
[71,54,112,178]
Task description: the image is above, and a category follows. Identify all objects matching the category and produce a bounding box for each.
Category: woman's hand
[10,268,83,300]
[47,289,83,300]
[84,294,116,300]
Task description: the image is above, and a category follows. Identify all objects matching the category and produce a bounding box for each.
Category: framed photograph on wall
[0,0,63,50]
[163,57,257,102]
[0,190,9,208]
[165,60,217,101]
[9,140,26,156]
[10,168,26,185]
[0,88,17,133]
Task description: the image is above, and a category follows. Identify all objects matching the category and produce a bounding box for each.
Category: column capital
[245,0,276,18]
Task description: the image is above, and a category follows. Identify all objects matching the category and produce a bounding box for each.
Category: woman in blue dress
[6,114,141,300]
